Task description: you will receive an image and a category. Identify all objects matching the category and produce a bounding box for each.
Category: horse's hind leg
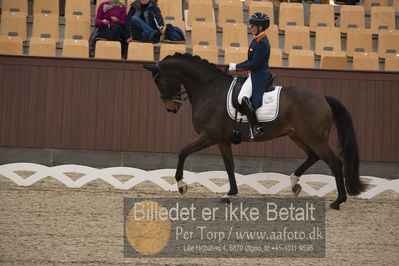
[308,142,347,210]
[175,136,215,195]
[289,134,320,196]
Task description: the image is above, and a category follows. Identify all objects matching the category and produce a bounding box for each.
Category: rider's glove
[229,63,236,71]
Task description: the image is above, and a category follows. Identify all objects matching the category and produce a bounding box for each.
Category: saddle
[231,74,276,112]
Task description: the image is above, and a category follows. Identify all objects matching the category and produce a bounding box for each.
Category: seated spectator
[124,0,165,43]
[95,0,126,41]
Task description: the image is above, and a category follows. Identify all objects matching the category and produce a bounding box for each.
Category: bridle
[152,62,226,110]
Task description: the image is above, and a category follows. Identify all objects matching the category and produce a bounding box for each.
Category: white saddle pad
[226,78,282,122]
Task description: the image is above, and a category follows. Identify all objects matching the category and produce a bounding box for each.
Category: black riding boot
[241,97,264,140]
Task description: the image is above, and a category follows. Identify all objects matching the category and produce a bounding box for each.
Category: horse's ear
[143,63,158,72]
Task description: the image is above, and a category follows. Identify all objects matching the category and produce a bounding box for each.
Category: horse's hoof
[292,184,302,197]
[220,196,231,204]
[178,181,188,196]
[329,202,340,210]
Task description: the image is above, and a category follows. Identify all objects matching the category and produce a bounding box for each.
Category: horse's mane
[163,53,224,75]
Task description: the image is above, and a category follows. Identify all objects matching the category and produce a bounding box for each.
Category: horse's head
[143,63,183,113]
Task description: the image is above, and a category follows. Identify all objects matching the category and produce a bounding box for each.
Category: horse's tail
[325,96,365,196]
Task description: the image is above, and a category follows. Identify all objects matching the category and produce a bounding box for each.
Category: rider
[228,12,273,140]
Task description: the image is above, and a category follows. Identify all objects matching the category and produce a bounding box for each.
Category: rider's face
[250,25,258,36]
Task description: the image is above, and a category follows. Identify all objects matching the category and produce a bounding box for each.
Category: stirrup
[249,125,264,141]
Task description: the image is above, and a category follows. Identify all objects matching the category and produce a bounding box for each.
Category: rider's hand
[229,63,236,71]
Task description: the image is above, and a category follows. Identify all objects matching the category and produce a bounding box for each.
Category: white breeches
[238,75,252,105]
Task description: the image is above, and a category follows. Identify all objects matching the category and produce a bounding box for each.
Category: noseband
[152,63,186,103]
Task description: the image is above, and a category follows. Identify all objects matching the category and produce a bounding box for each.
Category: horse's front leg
[175,135,214,195]
[218,142,238,203]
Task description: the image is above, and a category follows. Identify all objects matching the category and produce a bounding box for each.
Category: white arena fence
[0,163,398,199]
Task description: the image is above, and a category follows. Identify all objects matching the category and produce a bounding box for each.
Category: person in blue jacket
[228,12,273,140]
[124,0,165,43]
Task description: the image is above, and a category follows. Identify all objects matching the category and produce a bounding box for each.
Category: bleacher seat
[394,1,399,12]
[224,46,247,64]
[64,17,90,40]
[363,0,388,12]
[158,0,183,22]
[192,45,218,63]
[163,18,186,34]
[370,6,395,34]
[0,11,27,40]
[29,36,56,56]
[269,48,283,66]
[320,51,347,69]
[288,49,314,68]
[127,42,154,61]
[352,52,379,70]
[309,4,334,32]
[63,39,89,58]
[315,27,342,56]
[248,1,274,25]
[284,26,310,54]
[278,3,304,31]
[191,21,217,47]
[0,35,23,55]
[346,28,373,57]
[33,0,59,16]
[95,41,121,59]
[96,0,108,11]
[32,13,59,41]
[65,0,91,21]
[222,23,248,50]
[339,5,365,33]
[1,0,28,14]
[265,24,279,49]
[188,0,214,27]
[385,55,399,71]
[378,30,399,58]
[218,0,243,28]
[159,43,186,60]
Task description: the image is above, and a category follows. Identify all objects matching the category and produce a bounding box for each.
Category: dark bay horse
[143,53,365,210]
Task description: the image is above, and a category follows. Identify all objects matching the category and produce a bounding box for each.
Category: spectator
[95,0,126,41]
[124,0,165,43]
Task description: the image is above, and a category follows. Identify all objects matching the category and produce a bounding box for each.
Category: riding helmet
[249,12,270,30]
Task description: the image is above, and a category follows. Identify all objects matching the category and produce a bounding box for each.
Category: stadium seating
[278,3,304,31]
[190,21,217,47]
[65,0,91,21]
[158,0,183,22]
[309,4,335,32]
[340,5,365,33]
[192,45,218,64]
[248,1,274,25]
[29,36,56,56]
[1,0,28,14]
[320,51,347,69]
[222,23,248,50]
[352,52,379,70]
[33,0,59,16]
[64,17,91,41]
[63,39,89,58]
[378,30,399,58]
[284,26,310,54]
[288,49,314,68]
[363,0,388,11]
[217,0,243,28]
[269,48,283,67]
[32,13,59,41]
[384,55,399,71]
[370,6,396,34]
[127,42,154,61]
[95,41,121,59]
[159,43,186,60]
[315,27,342,56]
[188,0,214,27]
[224,46,247,64]
[346,29,373,57]
[0,11,27,40]
[394,1,399,12]
[265,24,279,49]
[0,35,23,55]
